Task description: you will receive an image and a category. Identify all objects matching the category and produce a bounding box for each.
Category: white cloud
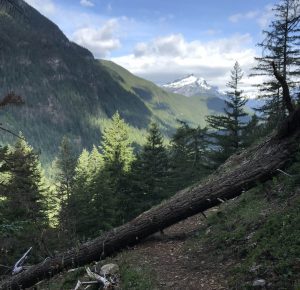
[229,10,259,23]
[111,33,260,95]
[80,0,95,8]
[24,0,56,16]
[72,19,121,57]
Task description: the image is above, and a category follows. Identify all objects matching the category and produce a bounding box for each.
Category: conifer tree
[3,137,47,224]
[131,122,169,214]
[70,149,93,238]
[252,0,300,123]
[100,112,134,224]
[169,121,210,192]
[0,137,48,266]
[206,62,248,167]
[70,147,113,239]
[53,137,77,241]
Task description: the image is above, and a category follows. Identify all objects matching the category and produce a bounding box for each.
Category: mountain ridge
[162,74,223,98]
[0,0,221,163]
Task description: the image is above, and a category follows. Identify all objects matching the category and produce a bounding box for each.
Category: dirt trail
[128,212,233,290]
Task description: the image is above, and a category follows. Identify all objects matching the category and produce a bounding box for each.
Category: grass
[187,174,300,290]
[118,251,158,290]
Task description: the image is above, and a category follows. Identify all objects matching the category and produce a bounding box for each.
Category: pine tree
[131,122,169,214]
[252,0,300,124]
[206,62,248,167]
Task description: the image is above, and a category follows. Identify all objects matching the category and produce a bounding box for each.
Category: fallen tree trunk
[1,108,300,290]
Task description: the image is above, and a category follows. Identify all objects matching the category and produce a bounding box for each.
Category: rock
[249,264,262,273]
[100,263,120,276]
[253,279,266,287]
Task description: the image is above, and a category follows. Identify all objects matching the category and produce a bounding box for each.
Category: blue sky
[25,0,277,93]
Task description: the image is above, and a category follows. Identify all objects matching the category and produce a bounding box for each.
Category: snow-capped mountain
[162,74,222,97]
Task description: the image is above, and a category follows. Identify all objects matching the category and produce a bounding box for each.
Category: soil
[125,211,234,290]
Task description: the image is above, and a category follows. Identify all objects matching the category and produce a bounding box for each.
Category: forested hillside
[0,0,219,164]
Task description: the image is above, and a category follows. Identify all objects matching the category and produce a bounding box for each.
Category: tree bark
[271,61,294,114]
[1,108,300,290]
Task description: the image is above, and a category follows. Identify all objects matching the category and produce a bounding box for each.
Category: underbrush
[188,160,300,289]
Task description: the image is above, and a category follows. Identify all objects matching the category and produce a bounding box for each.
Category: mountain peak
[162,74,213,97]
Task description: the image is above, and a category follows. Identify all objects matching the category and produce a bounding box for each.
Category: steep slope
[99,60,215,130]
[0,0,218,163]
[1,108,299,290]
[0,0,150,161]
[162,74,226,113]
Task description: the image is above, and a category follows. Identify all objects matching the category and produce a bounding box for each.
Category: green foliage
[190,175,300,289]
[0,1,223,168]
[206,62,250,167]
[130,122,170,216]
[52,137,77,243]
[0,138,49,271]
[119,252,158,290]
[101,112,134,173]
[0,137,47,224]
[251,0,300,124]
[169,121,211,191]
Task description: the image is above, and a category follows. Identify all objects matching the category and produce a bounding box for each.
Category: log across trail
[1,109,300,290]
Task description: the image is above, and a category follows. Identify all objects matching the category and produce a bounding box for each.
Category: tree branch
[271,61,294,114]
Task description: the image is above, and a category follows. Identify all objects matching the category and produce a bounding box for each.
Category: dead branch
[12,247,32,275]
[271,61,294,114]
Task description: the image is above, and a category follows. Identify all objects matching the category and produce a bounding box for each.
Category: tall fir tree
[53,136,77,241]
[100,112,134,224]
[2,137,47,224]
[251,0,300,124]
[206,62,248,167]
[71,146,114,239]
[131,122,169,215]
[0,137,48,267]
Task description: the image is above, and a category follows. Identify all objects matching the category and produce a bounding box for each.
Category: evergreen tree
[100,112,134,224]
[71,147,113,239]
[169,121,210,192]
[206,62,248,167]
[2,137,47,224]
[53,137,77,241]
[131,123,169,214]
[252,0,300,124]
[70,149,93,239]
[0,137,48,267]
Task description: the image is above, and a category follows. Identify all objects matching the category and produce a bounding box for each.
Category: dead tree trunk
[271,61,294,114]
[1,108,300,290]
